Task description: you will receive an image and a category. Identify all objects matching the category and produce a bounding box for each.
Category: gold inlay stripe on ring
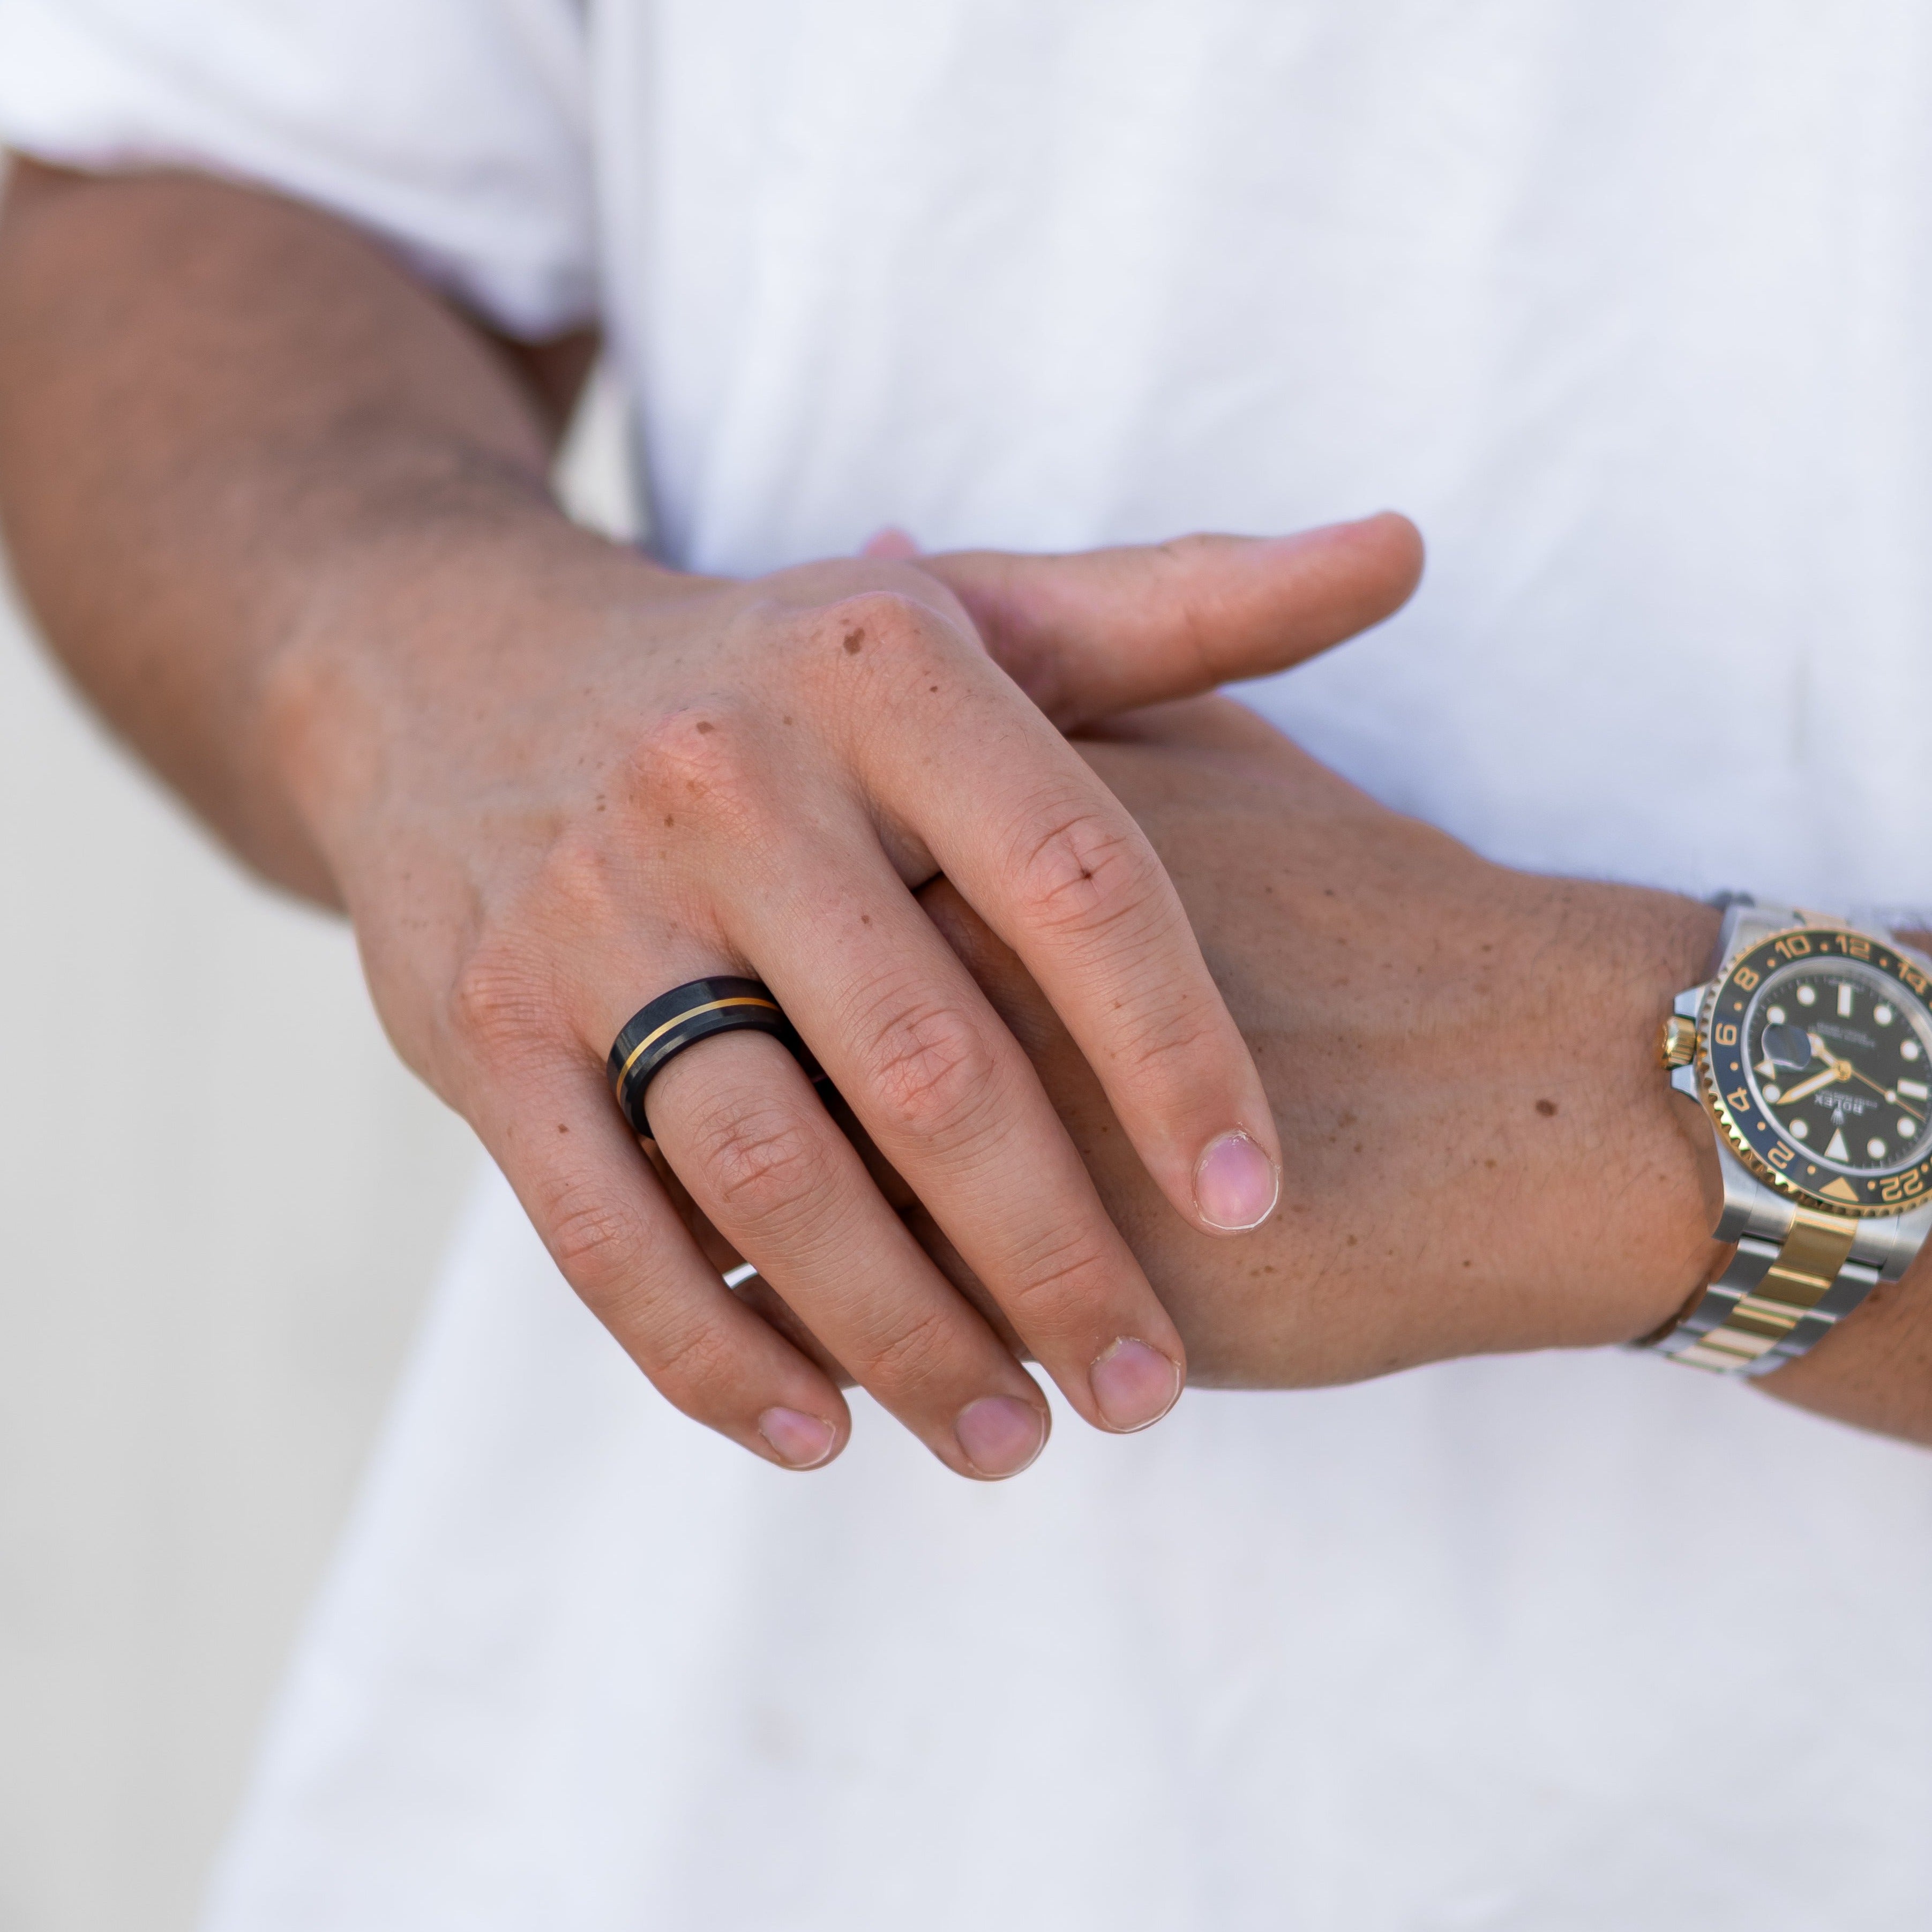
[615,995,783,1094]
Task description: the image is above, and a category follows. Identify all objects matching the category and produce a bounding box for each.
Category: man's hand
[917,701,1932,1442]
[0,161,1424,1478]
[281,531,1416,1482]
[911,699,1731,1386]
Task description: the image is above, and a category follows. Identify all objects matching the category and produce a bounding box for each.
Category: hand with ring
[0,169,1422,1475]
[280,513,1421,1477]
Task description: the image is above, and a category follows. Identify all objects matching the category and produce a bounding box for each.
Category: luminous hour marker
[1826,1127,1852,1162]
[1877,1003,1896,1025]
[1869,1137,1889,1159]
[1763,1084,1783,1101]
[1904,1119,1918,1140]
[1791,1118,1810,1140]
[1900,1080,1929,1100]
[1798,985,1818,1006]
[1839,984,1855,1016]
[1905,1040,1923,1062]
[1767,1005,1788,1024]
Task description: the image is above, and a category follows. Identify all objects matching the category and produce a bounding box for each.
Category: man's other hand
[910,698,1726,1387]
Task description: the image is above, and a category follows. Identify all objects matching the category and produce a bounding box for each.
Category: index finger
[847,632,1283,1238]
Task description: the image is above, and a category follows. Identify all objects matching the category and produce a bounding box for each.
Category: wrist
[262,500,682,894]
[1563,885,1726,1349]
[1421,877,1723,1363]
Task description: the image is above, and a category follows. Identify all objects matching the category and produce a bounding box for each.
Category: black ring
[606,976,820,1140]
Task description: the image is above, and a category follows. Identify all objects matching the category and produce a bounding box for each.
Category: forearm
[0,160,605,901]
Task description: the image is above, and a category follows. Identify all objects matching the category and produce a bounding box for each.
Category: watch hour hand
[1778,1062,1847,1106]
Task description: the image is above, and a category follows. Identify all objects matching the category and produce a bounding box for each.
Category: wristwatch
[1646,898,1932,1374]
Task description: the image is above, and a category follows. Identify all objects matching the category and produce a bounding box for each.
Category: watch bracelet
[1642,1208,1881,1377]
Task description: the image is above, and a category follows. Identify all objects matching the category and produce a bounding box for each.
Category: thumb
[915,512,1424,728]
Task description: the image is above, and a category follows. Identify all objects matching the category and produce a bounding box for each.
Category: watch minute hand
[1844,1064,1925,1115]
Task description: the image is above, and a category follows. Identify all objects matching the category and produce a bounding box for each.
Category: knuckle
[1011,804,1160,944]
[859,992,1002,1144]
[642,1309,747,1416]
[851,1300,956,1392]
[626,702,768,828]
[684,1088,834,1231]
[535,824,626,930]
[543,1184,649,1301]
[446,941,557,1066]
[997,1224,1120,1323]
[1082,981,1213,1089]
[813,590,971,707]
[818,589,944,660]
[541,1176,747,1415]
[1100,995,1220,1084]
[443,832,632,1068]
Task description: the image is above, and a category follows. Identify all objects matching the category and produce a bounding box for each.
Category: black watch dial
[1745,960,1932,1175]
[1703,927,1932,1214]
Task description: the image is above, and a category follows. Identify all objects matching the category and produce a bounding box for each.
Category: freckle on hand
[843,627,865,654]
[1536,1098,1558,1117]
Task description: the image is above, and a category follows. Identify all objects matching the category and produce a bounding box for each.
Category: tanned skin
[0,160,1419,1478]
[1,160,1923,1462]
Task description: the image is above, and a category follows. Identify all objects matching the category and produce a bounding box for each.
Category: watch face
[1704,927,1932,1214]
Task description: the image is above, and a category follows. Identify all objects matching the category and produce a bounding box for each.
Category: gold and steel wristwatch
[1646,899,1932,1374]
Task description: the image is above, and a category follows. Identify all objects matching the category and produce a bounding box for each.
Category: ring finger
[643,1025,1055,1479]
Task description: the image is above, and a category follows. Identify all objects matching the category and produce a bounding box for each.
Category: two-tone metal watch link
[1642,1205,1877,1376]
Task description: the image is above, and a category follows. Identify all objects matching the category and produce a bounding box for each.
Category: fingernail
[954,1395,1047,1478]
[758,1406,837,1469]
[1090,1337,1182,1433]
[1193,1130,1280,1232]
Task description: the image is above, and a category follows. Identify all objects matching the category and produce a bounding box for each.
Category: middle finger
[737,825,1189,1437]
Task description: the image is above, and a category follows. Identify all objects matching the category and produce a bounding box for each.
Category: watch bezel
[1701,925,1932,1217]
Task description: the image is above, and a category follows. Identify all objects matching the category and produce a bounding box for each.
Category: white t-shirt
[6,4,1932,1926]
